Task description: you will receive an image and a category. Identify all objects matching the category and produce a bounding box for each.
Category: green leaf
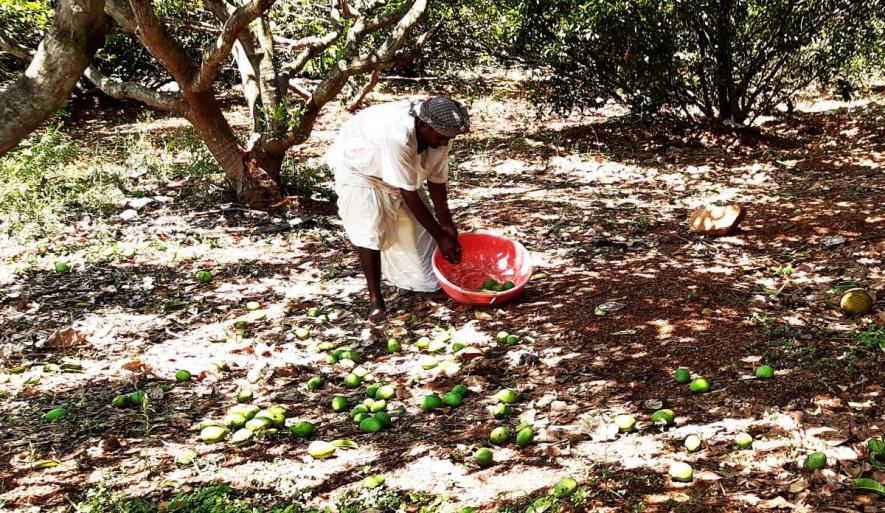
[31,460,60,469]
[524,496,556,513]
[161,299,188,312]
[852,478,885,496]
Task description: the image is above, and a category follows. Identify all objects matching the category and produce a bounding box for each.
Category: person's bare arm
[400,188,460,262]
[427,181,457,238]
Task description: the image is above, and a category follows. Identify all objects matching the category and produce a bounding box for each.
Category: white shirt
[325,102,450,191]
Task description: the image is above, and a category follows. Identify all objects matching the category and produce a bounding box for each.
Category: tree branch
[361,0,414,34]
[340,0,359,18]
[0,0,109,155]
[253,14,282,113]
[192,0,278,91]
[287,79,311,99]
[127,0,197,87]
[104,0,137,32]
[0,32,36,61]
[264,0,427,154]
[344,0,426,75]
[83,66,186,112]
[344,23,433,112]
[280,29,341,76]
[346,68,379,112]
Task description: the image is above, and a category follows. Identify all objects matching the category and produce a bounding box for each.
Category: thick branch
[253,14,282,115]
[192,0,278,91]
[104,0,137,32]
[347,0,432,75]
[83,66,186,112]
[345,24,432,113]
[287,79,311,99]
[0,0,109,156]
[361,0,415,34]
[0,32,36,61]
[162,16,318,51]
[128,0,196,87]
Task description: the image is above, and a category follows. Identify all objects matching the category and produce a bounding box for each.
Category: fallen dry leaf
[757,496,795,509]
[43,328,88,349]
[121,360,149,373]
[788,479,809,493]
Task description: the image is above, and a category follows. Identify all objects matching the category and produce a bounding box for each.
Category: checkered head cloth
[410,97,470,138]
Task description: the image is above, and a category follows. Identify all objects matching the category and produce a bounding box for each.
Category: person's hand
[440,220,458,240]
[437,233,461,264]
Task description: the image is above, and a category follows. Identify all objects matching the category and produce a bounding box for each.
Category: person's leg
[356,245,385,318]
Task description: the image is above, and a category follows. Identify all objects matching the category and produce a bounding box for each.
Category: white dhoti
[324,101,454,293]
[334,172,439,292]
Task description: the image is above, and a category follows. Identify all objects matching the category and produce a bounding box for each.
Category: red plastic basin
[432,231,533,306]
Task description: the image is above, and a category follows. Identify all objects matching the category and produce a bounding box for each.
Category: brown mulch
[0,87,883,512]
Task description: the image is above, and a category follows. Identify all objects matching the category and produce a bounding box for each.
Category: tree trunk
[714,0,736,120]
[0,0,108,155]
[184,89,283,207]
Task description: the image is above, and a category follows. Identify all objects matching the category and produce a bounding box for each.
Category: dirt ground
[0,80,883,512]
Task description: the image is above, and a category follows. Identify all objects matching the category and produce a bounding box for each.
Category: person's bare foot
[368,299,386,320]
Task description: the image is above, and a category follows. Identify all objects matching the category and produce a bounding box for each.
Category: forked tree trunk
[184,89,284,206]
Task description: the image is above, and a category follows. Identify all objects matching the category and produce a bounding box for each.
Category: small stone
[551,400,568,412]
[118,209,138,220]
[536,394,556,408]
[819,235,847,248]
[126,197,153,210]
[688,204,745,236]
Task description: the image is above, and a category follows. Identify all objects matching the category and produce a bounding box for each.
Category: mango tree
[0,0,431,206]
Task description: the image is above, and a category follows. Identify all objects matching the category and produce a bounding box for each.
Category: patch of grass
[337,487,404,513]
[493,468,660,512]
[407,490,459,513]
[281,160,336,200]
[76,487,158,513]
[831,281,862,295]
[0,123,128,242]
[0,120,235,246]
[748,311,775,325]
[854,325,885,350]
[76,485,324,513]
[152,130,234,206]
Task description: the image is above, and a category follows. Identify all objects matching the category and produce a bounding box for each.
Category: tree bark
[0,0,109,155]
[714,0,736,120]
[183,89,283,207]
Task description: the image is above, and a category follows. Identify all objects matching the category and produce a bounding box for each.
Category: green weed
[282,160,335,200]
[854,326,885,350]
[76,486,157,513]
[337,487,403,513]
[74,484,324,513]
[748,311,775,324]
[773,264,794,277]
[831,281,862,295]
[0,124,124,241]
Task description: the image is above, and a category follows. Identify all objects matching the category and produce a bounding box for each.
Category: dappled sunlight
[0,88,883,511]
